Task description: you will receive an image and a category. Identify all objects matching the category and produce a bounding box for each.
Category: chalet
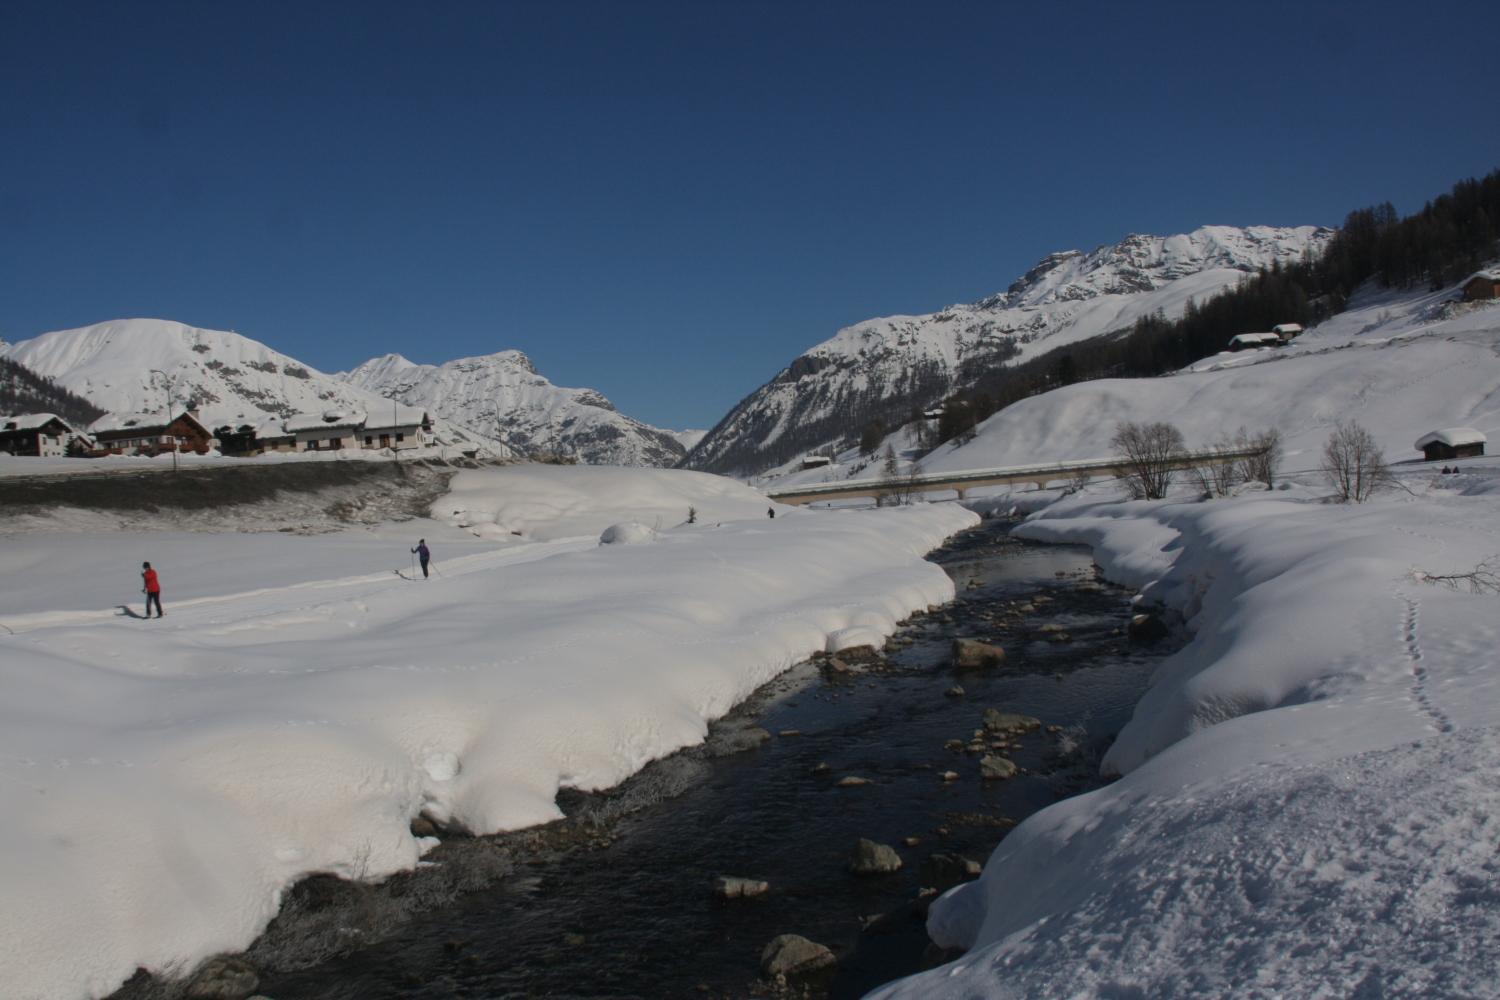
[359,405,431,451]
[214,416,297,457]
[1415,427,1487,462]
[1272,323,1304,339]
[1460,270,1500,302]
[89,411,214,456]
[285,410,367,452]
[801,455,832,470]
[0,413,79,457]
[1229,333,1281,350]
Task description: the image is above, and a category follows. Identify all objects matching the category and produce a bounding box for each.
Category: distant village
[0,405,441,459]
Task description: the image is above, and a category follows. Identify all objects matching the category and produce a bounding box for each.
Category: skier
[411,539,431,578]
[141,561,163,618]
[767,507,775,519]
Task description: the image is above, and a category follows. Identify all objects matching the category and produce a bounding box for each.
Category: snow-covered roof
[89,410,207,435]
[0,413,75,433]
[283,409,367,433]
[363,405,428,431]
[1272,323,1303,334]
[1229,333,1281,346]
[1415,427,1488,449]
[1460,270,1500,285]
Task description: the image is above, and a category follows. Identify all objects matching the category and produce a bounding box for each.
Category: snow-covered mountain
[0,319,510,457]
[337,351,686,467]
[685,225,1333,476]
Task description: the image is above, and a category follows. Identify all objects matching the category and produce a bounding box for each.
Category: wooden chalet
[0,413,79,457]
[213,417,297,457]
[1229,333,1281,350]
[88,411,214,456]
[1415,427,1487,462]
[1460,271,1500,302]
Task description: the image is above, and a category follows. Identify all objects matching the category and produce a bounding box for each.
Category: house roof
[1272,323,1303,334]
[363,405,429,431]
[1415,427,1488,450]
[1230,333,1281,346]
[283,409,367,434]
[89,411,210,436]
[0,413,75,433]
[1460,270,1500,286]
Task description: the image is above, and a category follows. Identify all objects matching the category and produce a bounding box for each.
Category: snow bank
[439,464,790,540]
[0,498,974,1000]
[874,470,1500,999]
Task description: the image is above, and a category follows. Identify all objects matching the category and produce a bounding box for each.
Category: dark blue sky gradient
[2,1,1497,429]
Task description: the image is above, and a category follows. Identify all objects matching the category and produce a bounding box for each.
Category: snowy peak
[337,349,682,467]
[686,225,1334,476]
[978,225,1330,311]
[1,319,511,457]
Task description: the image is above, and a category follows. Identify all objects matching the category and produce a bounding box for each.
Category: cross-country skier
[141,561,163,617]
[411,539,431,578]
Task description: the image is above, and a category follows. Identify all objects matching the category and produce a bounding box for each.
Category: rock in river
[714,876,770,898]
[1128,612,1171,641]
[762,934,837,977]
[952,638,1006,668]
[982,709,1040,733]
[849,838,903,874]
[187,957,259,1000]
[980,755,1018,781]
[919,852,983,892]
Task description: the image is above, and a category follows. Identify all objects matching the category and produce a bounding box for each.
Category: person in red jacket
[141,561,163,618]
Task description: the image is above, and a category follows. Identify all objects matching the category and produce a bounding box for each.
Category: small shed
[1272,323,1304,339]
[0,413,78,457]
[1229,333,1281,350]
[89,411,214,456]
[1415,427,1487,461]
[802,455,832,470]
[1460,271,1500,302]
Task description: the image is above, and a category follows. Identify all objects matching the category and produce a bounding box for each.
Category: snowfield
[867,288,1500,998]
[438,464,793,540]
[0,467,974,1000]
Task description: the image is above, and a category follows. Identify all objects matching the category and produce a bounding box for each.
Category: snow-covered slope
[338,351,686,467]
[0,472,973,1000]
[919,286,1500,474]
[686,225,1332,476]
[0,319,510,458]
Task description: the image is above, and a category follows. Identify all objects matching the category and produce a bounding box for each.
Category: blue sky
[2,1,1497,430]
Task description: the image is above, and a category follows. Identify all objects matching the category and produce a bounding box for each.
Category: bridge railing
[763,446,1268,503]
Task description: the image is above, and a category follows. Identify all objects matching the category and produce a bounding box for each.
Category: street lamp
[148,368,179,473]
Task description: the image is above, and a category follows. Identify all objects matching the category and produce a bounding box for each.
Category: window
[396,433,405,442]
[330,438,342,449]
[364,436,373,445]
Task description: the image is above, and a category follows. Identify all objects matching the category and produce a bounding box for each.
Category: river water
[256,517,1172,1000]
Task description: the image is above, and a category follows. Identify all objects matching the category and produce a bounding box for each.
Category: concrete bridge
[763,447,1266,506]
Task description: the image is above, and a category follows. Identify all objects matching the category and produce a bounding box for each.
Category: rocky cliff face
[337,350,686,467]
[684,225,1333,476]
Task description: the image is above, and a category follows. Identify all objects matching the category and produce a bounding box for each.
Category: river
[237,517,1173,1000]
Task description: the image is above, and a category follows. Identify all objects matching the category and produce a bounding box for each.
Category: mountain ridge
[683,224,1333,476]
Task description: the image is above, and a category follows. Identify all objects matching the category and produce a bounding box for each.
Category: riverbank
[878,469,1500,999]
[136,519,1179,1000]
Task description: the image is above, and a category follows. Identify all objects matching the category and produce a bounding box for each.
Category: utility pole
[149,368,178,473]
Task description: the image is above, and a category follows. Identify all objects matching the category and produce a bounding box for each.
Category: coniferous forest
[930,169,1500,447]
[0,356,106,427]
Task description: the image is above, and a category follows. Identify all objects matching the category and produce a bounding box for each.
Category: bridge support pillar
[955,488,967,500]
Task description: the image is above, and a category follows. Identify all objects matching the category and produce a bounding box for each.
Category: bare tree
[874,444,901,507]
[1191,439,1242,498]
[1237,426,1284,488]
[1414,556,1500,594]
[1111,421,1186,500]
[1321,420,1397,502]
